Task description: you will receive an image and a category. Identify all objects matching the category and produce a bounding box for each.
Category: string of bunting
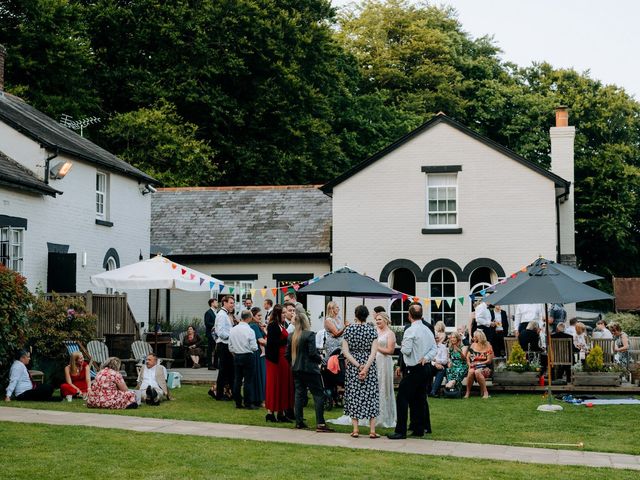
[163,257,531,305]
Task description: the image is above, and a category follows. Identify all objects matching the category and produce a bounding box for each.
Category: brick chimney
[0,44,6,92]
[550,106,576,267]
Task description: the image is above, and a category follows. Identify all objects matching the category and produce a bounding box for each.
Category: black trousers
[477,325,494,345]
[396,364,430,436]
[233,353,255,407]
[293,371,326,426]
[206,334,216,367]
[16,384,54,401]
[215,343,235,400]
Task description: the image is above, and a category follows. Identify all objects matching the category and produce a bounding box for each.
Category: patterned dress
[86,368,136,409]
[343,323,379,420]
[447,347,468,385]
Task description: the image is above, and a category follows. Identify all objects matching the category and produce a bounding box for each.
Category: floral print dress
[447,347,468,385]
[87,368,136,409]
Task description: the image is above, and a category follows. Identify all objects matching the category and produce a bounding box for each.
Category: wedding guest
[551,323,574,382]
[265,304,294,422]
[4,350,55,402]
[464,330,493,399]
[204,298,218,370]
[183,325,203,368]
[374,312,396,428]
[474,299,493,344]
[324,301,346,357]
[490,304,508,357]
[263,299,273,323]
[514,303,545,337]
[388,304,436,440]
[342,305,380,438]
[211,295,236,401]
[444,332,468,390]
[229,310,258,409]
[283,301,297,335]
[434,321,446,335]
[593,319,613,339]
[610,322,630,369]
[285,311,334,432]
[249,306,267,407]
[136,353,168,405]
[87,357,137,409]
[573,322,589,353]
[60,351,91,399]
[430,332,449,397]
[564,317,578,337]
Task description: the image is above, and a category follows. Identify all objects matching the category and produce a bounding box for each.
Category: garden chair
[87,340,133,378]
[628,337,640,363]
[549,337,573,383]
[130,340,174,371]
[503,337,518,361]
[591,338,615,366]
[63,340,96,379]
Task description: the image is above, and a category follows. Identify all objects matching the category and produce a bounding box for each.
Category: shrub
[506,343,530,372]
[0,264,33,392]
[604,312,640,336]
[585,345,605,372]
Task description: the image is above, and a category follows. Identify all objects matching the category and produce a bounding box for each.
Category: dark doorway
[389,268,416,325]
[47,252,77,292]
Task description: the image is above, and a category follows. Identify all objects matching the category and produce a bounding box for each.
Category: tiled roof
[151,186,331,256]
[0,92,156,184]
[0,149,61,196]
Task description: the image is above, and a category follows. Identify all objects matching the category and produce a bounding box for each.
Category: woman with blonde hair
[374,312,396,428]
[60,351,91,400]
[573,322,588,353]
[445,332,468,390]
[285,311,333,432]
[324,301,346,356]
[464,330,493,399]
[86,357,137,409]
[434,321,446,335]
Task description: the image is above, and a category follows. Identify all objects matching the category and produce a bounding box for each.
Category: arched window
[469,267,497,309]
[105,256,117,294]
[429,268,456,327]
[389,268,416,325]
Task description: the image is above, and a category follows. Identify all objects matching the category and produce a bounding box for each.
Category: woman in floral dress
[87,357,137,409]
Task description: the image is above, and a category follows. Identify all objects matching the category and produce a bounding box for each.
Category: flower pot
[573,372,621,386]
[493,371,539,386]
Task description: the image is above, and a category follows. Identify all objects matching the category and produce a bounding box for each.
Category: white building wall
[0,123,150,326]
[331,121,559,327]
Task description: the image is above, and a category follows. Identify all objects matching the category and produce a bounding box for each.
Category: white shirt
[433,343,449,366]
[6,360,32,398]
[475,302,492,327]
[228,322,258,355]
[514,304,545,332]
[593,328,613,339]
[564,325,577,337]
[141,365,160,390]
[401,321,437,366]
[214,308,234,344]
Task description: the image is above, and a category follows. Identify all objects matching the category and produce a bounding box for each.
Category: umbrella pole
[343,297,347,324]
[154,288,160,353]
[537,303,562,412]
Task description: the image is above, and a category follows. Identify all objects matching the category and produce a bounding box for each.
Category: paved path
[1,407,639,471]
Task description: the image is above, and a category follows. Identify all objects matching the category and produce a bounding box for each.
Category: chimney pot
[555,106,569,127]
[0,44,6,92]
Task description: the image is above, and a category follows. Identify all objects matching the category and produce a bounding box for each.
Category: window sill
[422,228,462,234]
[96,219,114,227]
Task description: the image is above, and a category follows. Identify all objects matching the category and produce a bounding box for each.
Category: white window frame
[226,280,255,313]
[428,268,456,327]
[105,256,117,294]
[0,226,25,274]
[425,173,458,228]
[96,171,108,220]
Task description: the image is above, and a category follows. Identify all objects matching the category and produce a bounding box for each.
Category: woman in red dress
[265,304,294,422]
[60,351,91,399]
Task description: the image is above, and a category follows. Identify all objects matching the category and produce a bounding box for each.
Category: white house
[0,45,156,327]
[322,111,575,327]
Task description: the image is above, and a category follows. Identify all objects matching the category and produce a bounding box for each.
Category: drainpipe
[44,147,59,184]
[555,183,570,262]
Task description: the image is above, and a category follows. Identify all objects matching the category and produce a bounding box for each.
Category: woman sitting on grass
[60,351,91,400]
[87,357,137,409]
[464,330,493,399]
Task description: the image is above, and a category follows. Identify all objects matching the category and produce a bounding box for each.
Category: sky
[331,0,639,99]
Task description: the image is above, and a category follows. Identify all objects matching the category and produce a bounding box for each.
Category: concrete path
[1,407,639,471]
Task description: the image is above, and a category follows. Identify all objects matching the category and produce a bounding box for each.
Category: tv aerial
[59,114,101,137]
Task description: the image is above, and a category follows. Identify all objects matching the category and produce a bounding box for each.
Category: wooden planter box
[573,372,621,386]
[493,371,539,386]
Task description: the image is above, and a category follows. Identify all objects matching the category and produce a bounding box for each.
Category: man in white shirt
[593,320,613,339]
[213,295,236,401]
[136,353,168,405]
[514,304,545,337]
[564,318,578,337]
[4,350,54,402]
[228,310,258,409]
[263,298,273,324]
[474,300,493,344]
[388,304,437,440]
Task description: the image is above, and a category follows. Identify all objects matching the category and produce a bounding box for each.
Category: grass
[3,386,640,455]
[1,422,639,480]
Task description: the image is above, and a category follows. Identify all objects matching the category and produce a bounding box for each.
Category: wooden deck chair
[592,338,615,366]
[87,340,134,378]
[503,337,518,361]
[63,340,96,379]
[626,336,639,364]
[130,340,174,370]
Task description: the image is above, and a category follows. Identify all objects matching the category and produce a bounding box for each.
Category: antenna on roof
[59,114,101,137]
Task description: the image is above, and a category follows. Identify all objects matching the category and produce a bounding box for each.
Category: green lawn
[3,386,639,455]
[1,422,638,480]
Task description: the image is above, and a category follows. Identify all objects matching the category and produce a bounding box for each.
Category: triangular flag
[190,273,195,280]
[458,296,465,305]
[271,288,277,297]
[229,287,235,294]
[281,286,288,293]
[261,288,267,297]
[163,258,169,263]
[435,299,442,309]
[250,288,256,297]
[401,293,408,302]
[209,281,215,290]
[480,289,486,296]
[520,266,527,272]
[171,263,177,269]
[218,284,224,292]
[181,268,187,275]
[445,298,454,308]
[510,273,517,278]
[199,277,205,285]
[293,283,300,291]
[424,297,430,303]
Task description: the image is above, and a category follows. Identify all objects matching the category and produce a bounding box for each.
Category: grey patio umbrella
[485,261,613,412]
[298,267,399,298]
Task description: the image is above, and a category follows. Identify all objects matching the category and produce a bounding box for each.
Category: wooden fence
[44,291,140,339]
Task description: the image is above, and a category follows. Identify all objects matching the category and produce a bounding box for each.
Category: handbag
[443,385,462,399]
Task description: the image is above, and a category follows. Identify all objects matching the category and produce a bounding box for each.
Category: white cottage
[322,111,575,327]
[0,46,156,326]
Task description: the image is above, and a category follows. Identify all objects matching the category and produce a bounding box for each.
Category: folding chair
[87,340,134,378]
[131,340,174,371]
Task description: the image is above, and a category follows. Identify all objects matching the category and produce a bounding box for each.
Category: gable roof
[0,92,156,184]
[321,113,570,194]
[151,186,331,257]
[0,149,61,197]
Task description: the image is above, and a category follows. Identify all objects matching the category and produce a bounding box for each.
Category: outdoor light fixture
[49,160,73,179]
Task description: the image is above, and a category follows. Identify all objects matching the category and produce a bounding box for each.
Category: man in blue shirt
[4,350,55,402]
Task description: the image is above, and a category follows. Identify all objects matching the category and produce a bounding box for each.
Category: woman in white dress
[374,312,397,428]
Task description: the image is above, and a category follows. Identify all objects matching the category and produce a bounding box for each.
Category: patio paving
[1,407,639,471]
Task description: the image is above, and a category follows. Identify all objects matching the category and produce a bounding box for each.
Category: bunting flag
[510,273,517,278]
[171,263,177,270]
[209,281,215,290]
[445,298,454,308]
[458,296,465,305]
[218,284,224,293]
[293,283,300,291]
[250,288,256,297]
[199,277,205,286]
[435,299,442,309]
[271,288,277,297]
[229,287,235,294]
[413,296,420,303]
[190,273,195,280]
[401,293,408,302]
[281,286,288,293]
[261,288,267,297]
[480,289,486,297]
[520,266,527,272]
[181,268,187,275]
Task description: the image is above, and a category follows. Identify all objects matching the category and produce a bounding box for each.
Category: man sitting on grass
[4,350,56,402]
[136,353,168,406]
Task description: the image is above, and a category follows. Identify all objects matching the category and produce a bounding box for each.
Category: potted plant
[493,343,540,385]
[573,345,622,386]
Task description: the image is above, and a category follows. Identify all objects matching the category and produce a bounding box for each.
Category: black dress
[343,323,379,420]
